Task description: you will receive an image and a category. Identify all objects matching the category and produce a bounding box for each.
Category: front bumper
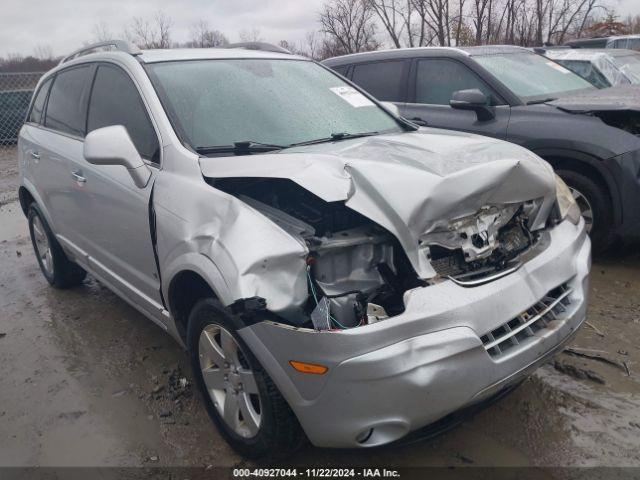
[240,219,591,448]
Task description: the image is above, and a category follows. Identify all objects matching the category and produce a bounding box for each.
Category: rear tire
[187,298,305,458]
[27,203,86,288]
[556,169,613,252]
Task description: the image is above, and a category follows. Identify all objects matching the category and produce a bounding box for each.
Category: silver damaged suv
[18,40,591,457]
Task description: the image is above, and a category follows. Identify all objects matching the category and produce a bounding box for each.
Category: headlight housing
[555,174,581,225]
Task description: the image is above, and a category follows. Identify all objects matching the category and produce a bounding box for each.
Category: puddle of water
[0,201,27,242]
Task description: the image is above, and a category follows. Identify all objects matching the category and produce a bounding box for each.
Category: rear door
[401,57,510,138]
[65,63,163,313]
[19,77,52,207]
[26,65,94,240]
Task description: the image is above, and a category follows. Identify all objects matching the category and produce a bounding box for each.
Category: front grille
[481,283,572,358]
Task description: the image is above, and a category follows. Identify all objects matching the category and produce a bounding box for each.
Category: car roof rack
[60,39,142,64]
[226,42,291,54]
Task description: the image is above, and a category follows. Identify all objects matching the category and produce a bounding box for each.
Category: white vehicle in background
[542,48,640,88]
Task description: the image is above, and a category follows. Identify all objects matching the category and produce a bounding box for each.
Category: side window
[28,77,52,124]
[87,65,159,162]
[351,61,406,102]
[629,39,640,51]
[332,65,349,77]
[415,59,497,106]
[45,66,93,136]
[613,39,630,49]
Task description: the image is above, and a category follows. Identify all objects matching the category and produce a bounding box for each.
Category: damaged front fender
[155,172,310,322]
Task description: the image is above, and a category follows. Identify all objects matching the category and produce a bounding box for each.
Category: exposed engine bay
[213,178,541,331]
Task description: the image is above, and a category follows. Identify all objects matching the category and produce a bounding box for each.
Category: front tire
[556,169,613,251]
[27,203,86,288]
[187,298,305,458]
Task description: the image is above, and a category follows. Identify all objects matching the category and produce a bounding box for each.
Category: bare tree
[189,20,229,47]
[320,0,380,54]
[411,0,452,46]
[453,0,468,45]
[239,28,264,42]
[92,21,113,43]
[304,31,322,59]
[314,0,609,53]
[367,0,407,47]
[126,11,173,49]
[33,44,53,60]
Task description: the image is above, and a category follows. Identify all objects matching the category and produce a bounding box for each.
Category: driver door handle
[71,170,86,184]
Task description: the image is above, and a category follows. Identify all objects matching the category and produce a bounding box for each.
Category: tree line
[314,0,639,58]
[2,1,640,71]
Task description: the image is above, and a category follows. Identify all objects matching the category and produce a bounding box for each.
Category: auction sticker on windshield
[330,86,375,107]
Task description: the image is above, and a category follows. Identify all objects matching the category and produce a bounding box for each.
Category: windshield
[474,52,594,102]
[147,59,403,152]
[611,54,640,84]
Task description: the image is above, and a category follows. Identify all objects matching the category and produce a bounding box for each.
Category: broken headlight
[555,175,581,225]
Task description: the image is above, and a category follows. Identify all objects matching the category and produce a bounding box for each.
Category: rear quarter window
[28,78,52,124]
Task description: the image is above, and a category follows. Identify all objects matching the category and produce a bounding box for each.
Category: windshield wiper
[289,131,380,148]
[526,97,557,105]
[195,141,286,155]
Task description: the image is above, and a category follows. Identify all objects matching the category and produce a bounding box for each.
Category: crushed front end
[239,218,590,447]
[199,132,591,448]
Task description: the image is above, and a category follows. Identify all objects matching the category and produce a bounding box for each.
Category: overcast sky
[0,0,638,58]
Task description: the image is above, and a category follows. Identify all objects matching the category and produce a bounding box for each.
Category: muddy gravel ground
[1,145,639,474]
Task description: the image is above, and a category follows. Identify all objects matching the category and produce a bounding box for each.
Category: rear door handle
[30,151,40,160]
[410,117,428,126]
[71,171,86,184]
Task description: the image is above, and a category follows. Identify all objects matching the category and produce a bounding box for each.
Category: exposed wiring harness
[306,266,360,330]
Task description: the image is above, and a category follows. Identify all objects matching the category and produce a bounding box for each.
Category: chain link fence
[0,72,44,145]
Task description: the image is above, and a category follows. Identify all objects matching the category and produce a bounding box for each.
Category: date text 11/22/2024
[233,468,401,478]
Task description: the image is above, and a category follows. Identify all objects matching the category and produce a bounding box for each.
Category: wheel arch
[167,268,220,343]
[18,186,35,216]
[535,148,622,227]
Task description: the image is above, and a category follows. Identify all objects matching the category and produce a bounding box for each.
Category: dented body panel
[199,129,556,283]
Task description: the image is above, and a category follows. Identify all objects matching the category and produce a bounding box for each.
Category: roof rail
[226,42,291,55]
[60,40,142,64]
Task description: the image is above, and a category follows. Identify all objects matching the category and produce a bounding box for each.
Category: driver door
[66,63,163,316]
[401,57,510,139]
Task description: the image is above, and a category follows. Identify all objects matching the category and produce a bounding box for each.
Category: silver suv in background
[19,40,590,457]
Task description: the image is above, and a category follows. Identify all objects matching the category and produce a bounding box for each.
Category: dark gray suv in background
[324,46,640,249]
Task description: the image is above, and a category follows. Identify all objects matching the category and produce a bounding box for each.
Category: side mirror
[450,89,495,121]
[380,101,401,117]
[83,125,151,188]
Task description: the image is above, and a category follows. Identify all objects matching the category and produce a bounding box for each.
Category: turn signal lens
[289,360,328,375]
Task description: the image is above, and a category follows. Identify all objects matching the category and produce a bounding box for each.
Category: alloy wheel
[198,324,262,438]
[569,186,594,234]
[32,215,54,276]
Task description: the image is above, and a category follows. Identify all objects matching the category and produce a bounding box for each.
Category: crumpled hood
[549,85,640,113]
[199,128,556,278]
